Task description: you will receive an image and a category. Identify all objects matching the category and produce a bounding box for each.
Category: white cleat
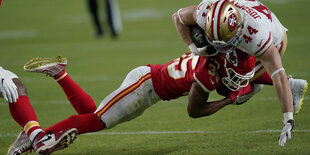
[7,131,32,155]
[32,128,78,154]
[289,77,308,115]
[235,83,264,105]
[24,56,67,77]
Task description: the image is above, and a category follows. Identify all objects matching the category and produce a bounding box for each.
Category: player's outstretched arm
[187,82,231,118]
[259,44,294,146]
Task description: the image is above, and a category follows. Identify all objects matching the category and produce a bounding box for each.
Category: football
[189,25,208,48]
[189,25,218,56]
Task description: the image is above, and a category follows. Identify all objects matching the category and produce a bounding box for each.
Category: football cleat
[32,128,78,154]
[234,83,264,105]
[289,77,308,115]
[7,131,32,155]
[24,56,67,77]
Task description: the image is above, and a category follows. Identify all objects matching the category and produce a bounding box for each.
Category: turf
[0,0,309,154]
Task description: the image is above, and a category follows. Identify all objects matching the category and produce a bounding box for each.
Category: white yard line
[1,129,309,137]
[83,129,310,136]
[0,30,38,39]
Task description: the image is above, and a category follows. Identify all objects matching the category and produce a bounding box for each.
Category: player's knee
[12,78,28,96]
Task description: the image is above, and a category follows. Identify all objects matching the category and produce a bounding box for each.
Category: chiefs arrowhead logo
[225,50,238,67]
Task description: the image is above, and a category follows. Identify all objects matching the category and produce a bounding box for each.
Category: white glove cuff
[283,112,293,124]
[189,43,198,53]
[0,66,4,74]
[4,70,18,79]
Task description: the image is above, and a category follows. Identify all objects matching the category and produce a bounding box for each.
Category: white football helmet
[205,0,243,53]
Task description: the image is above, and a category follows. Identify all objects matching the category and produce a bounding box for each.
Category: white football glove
[188,43,208,56]
[278,112,294,146]
[0,67,19,103]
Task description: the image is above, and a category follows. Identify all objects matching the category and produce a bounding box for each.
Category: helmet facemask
[206,25,242,53]
[221,58,255,91]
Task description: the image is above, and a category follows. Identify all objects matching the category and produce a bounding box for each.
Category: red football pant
[252,72,273,85]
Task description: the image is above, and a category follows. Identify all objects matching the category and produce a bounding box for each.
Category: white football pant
[94,66,160,128]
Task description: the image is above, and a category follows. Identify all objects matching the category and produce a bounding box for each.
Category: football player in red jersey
[8,51,255,154]
[172,0,308,146]
[0,66,77,155]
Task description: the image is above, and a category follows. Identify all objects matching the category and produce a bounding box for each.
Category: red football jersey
[148,53,220,101]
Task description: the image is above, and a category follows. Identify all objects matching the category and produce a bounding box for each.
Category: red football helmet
[216,50,256,91]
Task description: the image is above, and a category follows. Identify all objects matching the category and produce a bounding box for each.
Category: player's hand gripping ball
[189,25,218,56]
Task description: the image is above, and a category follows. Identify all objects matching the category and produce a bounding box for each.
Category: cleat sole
[24,56,67,72]
[295,81,308,115]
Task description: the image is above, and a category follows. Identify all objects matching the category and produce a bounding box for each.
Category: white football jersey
[196,0,287,57]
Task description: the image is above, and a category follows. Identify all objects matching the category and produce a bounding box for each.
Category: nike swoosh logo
[257,40,263,47]
[209,77,215,85]
[37,135,52,144]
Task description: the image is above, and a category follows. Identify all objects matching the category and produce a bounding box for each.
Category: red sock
[44,113,104,134]
[55,71,97,114]
[252,72,273,85]
[9,96,43,140]
[9,96,38,128]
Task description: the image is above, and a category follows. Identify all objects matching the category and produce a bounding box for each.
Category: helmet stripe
[211,1,220,40]
[213,0,226,40]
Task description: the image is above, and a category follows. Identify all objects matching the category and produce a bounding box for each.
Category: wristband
[283,112,293,124]
[177,8,185,25]
[271,68,285,79]
[189,43,197,53]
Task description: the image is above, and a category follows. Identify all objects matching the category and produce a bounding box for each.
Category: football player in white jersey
[173,0,308,146]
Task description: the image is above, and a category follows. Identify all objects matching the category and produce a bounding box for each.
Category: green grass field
[0,0,310,154]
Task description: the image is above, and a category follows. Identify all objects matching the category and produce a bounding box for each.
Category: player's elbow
[188,105,214,118]
[187,106,202,118]
[172,12,179,24]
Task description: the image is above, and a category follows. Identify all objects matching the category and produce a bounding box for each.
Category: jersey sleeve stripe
[194,73,211,93]
[254,32,272,56]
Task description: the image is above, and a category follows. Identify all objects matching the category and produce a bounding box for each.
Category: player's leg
[88,0,103,37]
[10,66,160,154]
[44,66,160,135]
[54,71,97,114]
[105,0,122,37]
[95,66,160,128]
[8,77,42,154]
[24,56,97,114]
[6,72,77,154]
